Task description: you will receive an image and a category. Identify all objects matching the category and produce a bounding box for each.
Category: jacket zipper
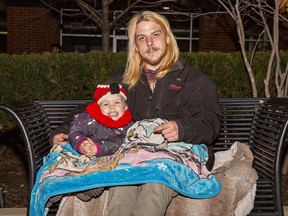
[147,94,152,118]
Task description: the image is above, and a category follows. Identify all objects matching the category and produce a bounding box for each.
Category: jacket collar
[140,58,186,81]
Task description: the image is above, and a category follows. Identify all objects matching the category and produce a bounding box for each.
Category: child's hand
[80,138,97,157]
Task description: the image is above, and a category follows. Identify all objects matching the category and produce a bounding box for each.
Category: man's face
[99,93,127,121]
[135,20,169,70]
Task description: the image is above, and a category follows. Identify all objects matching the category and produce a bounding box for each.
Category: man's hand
[154,121,179,142]
[52,133,68,145]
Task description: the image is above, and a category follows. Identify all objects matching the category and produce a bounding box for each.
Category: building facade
[2,1,288,54]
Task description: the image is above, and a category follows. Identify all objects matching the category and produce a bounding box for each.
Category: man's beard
[142,47,167,66]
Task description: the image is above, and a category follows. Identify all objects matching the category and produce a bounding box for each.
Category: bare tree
[210,0,288,97]
[41,0,177,52]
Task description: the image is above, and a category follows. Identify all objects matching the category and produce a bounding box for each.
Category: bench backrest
[214,98,266,151]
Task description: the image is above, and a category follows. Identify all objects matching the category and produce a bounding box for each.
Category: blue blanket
[30,118,222,216]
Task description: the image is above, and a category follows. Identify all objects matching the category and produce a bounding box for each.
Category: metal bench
[0,98,287,216]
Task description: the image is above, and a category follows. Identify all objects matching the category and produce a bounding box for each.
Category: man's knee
[108,186,138,216]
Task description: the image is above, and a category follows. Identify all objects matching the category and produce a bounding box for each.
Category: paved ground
[0,207,288,216]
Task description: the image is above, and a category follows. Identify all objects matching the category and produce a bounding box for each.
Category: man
[51,43,62,53]
[51,11,222,216]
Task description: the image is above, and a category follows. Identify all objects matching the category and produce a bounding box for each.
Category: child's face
[99,93,127,121]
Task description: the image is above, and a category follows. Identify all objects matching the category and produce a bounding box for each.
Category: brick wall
[199,14,288,52]
[199,14,239,52]
[7,6,60,54]
[50,16,61,46]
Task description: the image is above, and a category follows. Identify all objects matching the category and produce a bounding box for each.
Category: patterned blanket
[29,118,222,216]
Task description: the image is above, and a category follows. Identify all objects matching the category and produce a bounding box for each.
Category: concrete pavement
[0,206,288,215]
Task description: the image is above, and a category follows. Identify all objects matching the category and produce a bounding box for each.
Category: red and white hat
[86,83,132,128]
[94,83,127,104]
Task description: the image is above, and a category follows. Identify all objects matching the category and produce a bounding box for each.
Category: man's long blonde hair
[123,11,180,89]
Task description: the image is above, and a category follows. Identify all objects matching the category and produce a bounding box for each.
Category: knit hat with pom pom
[93,83,127,105]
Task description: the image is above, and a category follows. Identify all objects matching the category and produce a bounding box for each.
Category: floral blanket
[29,118,222,216]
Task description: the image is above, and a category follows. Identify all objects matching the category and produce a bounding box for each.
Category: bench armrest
[249,98,288,215]
[0,101,51,193]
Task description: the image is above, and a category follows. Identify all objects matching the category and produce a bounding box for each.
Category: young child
[69,82,134,157]
[48,83,134,205]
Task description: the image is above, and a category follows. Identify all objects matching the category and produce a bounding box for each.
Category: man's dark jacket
[109,60,222,170]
